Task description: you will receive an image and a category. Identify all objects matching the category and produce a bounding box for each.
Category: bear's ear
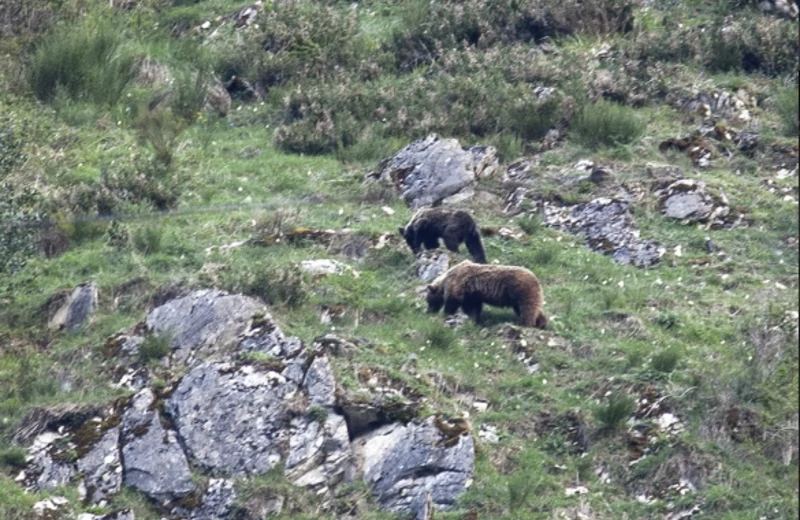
[398,226,405,236]
[426,284,435,293]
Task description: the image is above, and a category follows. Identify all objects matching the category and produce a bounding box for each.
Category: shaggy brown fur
[398,208,487,263]
[426,261,547,328]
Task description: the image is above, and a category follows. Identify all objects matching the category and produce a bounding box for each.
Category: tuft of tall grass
[571,100,645,149]
[28,19,138,106]
[593,394,636,432]
[776,85,799,137]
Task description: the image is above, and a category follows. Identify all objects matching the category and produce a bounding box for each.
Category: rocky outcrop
[17,290,475,519]
[121,389,195,503]
[351,418,475,519]
[77,427,122,505]
[46,282,98,332]
[166,360,300,475]
[507,190,665,268]
[145,289,266,363]
[366,134,498,208]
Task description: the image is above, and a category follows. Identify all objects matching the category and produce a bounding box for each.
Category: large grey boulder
[367,134,498,208]
[47,282,98,332]
[416,251,450,283]
[146,289,266,363]
[655,179,742,229]
[350,417,475,518]
[167,361,295,475]
[77,427,122,505]
[285,413,350,494]
[121,389,195,503]
[177,479,239,520]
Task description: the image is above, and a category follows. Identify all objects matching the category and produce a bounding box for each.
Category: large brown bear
[426,261,547,328]
[398,208,487,263]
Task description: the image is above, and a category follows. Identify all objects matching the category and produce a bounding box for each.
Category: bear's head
[398,226,420,254]
[425,284,444,313]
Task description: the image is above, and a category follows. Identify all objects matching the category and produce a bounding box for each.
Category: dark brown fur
[426,261,547,328]
[398,208,487,263]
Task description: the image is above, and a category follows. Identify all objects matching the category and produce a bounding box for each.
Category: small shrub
[518,213,543,235]
[307,405,328,424]
[132,226,164,255]
[239,266,309,309]
[138,334,171,363]
[28,19,138,106]
[776,85,799,137]
[651,348,681,373]
[1,184,45,274]
[0,447,27,469]
[593,394,636,432]
[135,107,184,168]
[655,311,679,330]
[571,100,645,149]
[505,94,562,142]
[426,323,456,350]
[0,117,26,178]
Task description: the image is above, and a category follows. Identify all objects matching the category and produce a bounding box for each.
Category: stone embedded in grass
[366,134,498,209]
[45,282,98,332]
[416,250,450,282]
[655,179,745,229]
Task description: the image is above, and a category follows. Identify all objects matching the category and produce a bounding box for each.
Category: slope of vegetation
[0,0,797,519]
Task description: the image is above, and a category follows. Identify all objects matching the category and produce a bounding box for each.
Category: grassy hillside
[0,0,797,519]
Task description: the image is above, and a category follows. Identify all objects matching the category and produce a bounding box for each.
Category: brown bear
[398,208,487,264]
[426,260,547,328]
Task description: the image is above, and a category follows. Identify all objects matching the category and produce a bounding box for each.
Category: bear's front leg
[462,301,483,323]
[444,299,461,315]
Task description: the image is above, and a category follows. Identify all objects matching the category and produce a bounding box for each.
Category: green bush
[518,214,543,235]
[0,116,26,178]
[132,226,164,255]
[0,447,27,469]
[138,334,171,363]
[776,85,799,137]
[703,17,799,76]
[28,19,138,106]
[593,394,636,432]
[571,100,644,149]
[0,184,44,274]
[425,323,456,350]
[651,348,681,374]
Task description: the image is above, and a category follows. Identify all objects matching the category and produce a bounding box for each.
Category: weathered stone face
[121,389,195,503]
[351,418,475,518]
[146,289,266,363]
[367,134,498,208]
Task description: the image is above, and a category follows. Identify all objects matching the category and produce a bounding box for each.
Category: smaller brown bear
[398,208,487,264]
[426,260,547,328]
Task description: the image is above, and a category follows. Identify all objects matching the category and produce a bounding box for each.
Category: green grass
[0,0,797,519]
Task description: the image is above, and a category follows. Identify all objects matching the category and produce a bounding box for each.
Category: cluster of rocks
[16,290,475,520]
[654,178,744,229]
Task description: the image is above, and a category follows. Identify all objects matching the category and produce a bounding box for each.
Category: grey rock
[304,355,336,406]
[167,362,296,475]
[285,413,350,493]
[662,192,712,221]
[121,389,194,502]
[416,251,450,283]
[542,198,665,268]
[655,179,740,228]
[146,289,266,363]
[77,427,122,505]
[351,418,474,517]
[77,510,135,520]
[183,479,238,520]
[239,312,304,358]
[29,437,75,490]
[48,282,98,332]
[367,134,498,209]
